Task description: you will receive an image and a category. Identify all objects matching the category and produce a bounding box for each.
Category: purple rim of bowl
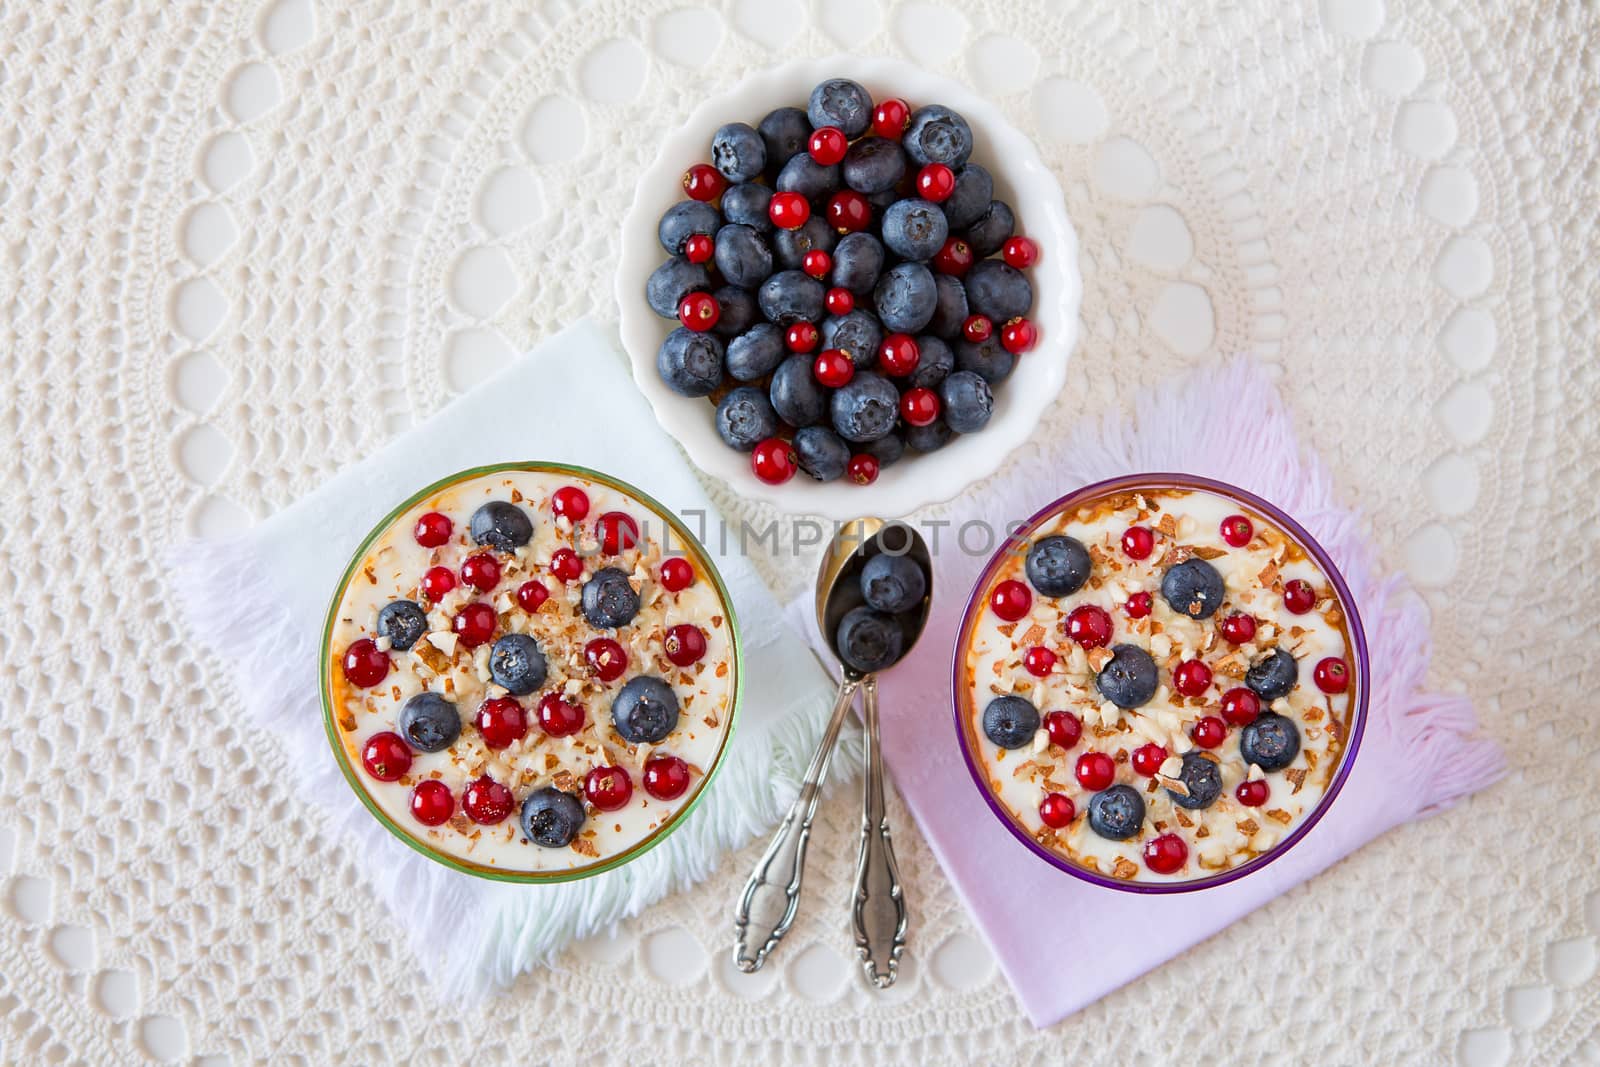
[949,472,1370,894]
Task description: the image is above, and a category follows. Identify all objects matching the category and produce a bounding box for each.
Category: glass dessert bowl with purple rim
[952,474,1368,892]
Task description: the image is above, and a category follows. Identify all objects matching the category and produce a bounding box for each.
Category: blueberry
[908,335,955,389]
[831,232,886,295]
[715,386,778,451]
[1161,558,1227,620]
[928,274,969,338]
[1239,712,1301,772]
[581,566,642,630]
[713,224,772,289]
[1087,784,1146,840]
[646,255,710,318]
[656,327,725,397]
[1245,648,1299,701]
[758,270,825,325]
[776,153,840,200]
[1025,535,1091,597]
[904,418,953,453]
[830,372,899,442]
[657,200,721,255]
[865,187,900,214]
[964,259,1033,322]
[841,136,907,194]
[964,200,1016,258]
[873,262,938,333]
[469,500,533,552]
[711,121,766,182]
[611,675,680,744]
[769,354,828,426]
[397,692,460,753]
[489,633,547,695]
[758,107,812,174]
[981,694,1039,749]
[793,425,850,481]
[807,78,872,138]
[721,181,774,234]
[903,104,973,168]
[862,431,906,468]
[726,323,786,381]
[940,370,993,433]
[881,198,950,261]
[836,606,905,673]
[821,310,884,369]
[941,163,993,231]
[955,334,1016,384]
[712,285,757,338]
[860,553,926,613]
[520,787,586,848]
[772,217,836,272]
[1167,751,1224,810]
[1095,644,1159,708]
[376,599,427,651]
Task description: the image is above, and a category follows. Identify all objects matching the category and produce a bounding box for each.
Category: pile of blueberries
[647,77,1041,488]
[834,549,928,674]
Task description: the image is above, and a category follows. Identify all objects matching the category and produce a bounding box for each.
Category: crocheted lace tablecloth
[1,1,1594,1063]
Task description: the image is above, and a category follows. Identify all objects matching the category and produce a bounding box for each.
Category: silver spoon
[733,518,930,988]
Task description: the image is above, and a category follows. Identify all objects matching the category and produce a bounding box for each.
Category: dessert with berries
[323,464,740,879]
[956,478,1364,886]
[648,76,1043,489]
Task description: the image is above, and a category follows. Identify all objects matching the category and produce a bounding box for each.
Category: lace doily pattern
[1,0,1595,1063]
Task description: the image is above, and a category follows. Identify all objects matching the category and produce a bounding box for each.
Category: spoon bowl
[817,520,934,678]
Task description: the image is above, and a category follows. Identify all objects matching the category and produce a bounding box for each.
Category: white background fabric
[0,0,1594,1064]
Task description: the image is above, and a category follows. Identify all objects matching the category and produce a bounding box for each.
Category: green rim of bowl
[319,461,744,884]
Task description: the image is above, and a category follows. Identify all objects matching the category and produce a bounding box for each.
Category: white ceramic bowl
[617,56,1080,519]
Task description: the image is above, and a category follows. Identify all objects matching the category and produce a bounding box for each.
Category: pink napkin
[801,360,1504,1027]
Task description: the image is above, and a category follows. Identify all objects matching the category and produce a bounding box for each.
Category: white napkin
[173,319,839,994]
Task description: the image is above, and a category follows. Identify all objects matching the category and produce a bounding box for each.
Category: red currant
[659,557,694,592]
[537,693,584,737]
[1283,579,1316,614]
[1220,687,1261,726]
[1125,592,1153,619]
[682,164,725,202]
[1131,743,1167,777]
[551,485,590,523]
[664,623,707,667]
[827,190,871,233]
[878,333,921,376]
[802,249,832,279]
[916,163,955,202]
[1121,526,1155,560]
[1314,656,1350,693]
[999,317,1037,355]
[1235,780,1269,807]
[961,314,993,342]
[1173,659,1213,697]
[463,776,514,825]
[1001,236,1039,269]
[813,348,854,388]
[1065,604,1112,648]
[678,291,720,333]
[585,637,628,682]
[549,548,583,583]
[584,765,633,812]
[872,97,910,139]
[1039,793,1076,829]
[825,286,855,315]
[1220,612,1257,645]
[342,639,390,688]
[361,731,412,781]
[643,755,690,800]
[899,387,940,427]
[1044,710,1082,749]
[1191,715,1226,749]
[682,233,714,265]
[460,552,501,592]
[420,565,456,602]
[1220,514,1253,547]
[516,580,548,613]
[989,579,1031,621]
[1075,752,1115,791]
[414,511,453,548]
[1143,833,1187,874]
[808,125,848,166]
[1022,645,1057,677]
[410,779,454,826]
[769,191,810,230]
[452,602,497,647]
[848,452,879,485]
[786,320,820,353]
[932,237,975,277]
[476,697,527,749]
[596,511,640,555]
[752,437,797,485]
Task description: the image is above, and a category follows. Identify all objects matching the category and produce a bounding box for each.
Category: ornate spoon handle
[850,674,907,988]
[733,677,861,973]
